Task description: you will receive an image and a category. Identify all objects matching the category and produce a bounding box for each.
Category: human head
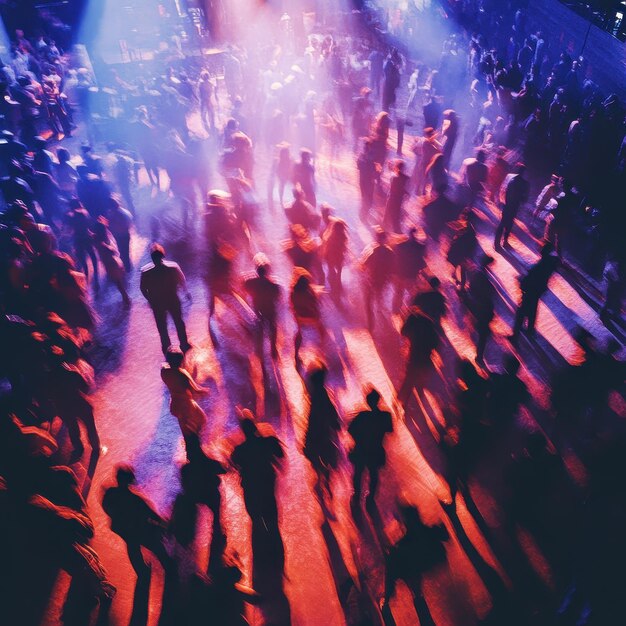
[308,360,328,387]
[514,162,526,175]
[476,149,487,163]
[115,464,136,487]
[300,148,312,163]
[503,354,520,375]
[240,415,258,438]
[57,147,70,163]
[365,387,381,409]
[428,276,441,290]
[150,243,166,264]
[165,346,184,368]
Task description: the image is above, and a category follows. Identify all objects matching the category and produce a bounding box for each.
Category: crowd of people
[0,1,625,625]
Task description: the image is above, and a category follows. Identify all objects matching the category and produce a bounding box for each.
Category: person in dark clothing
[140,243,191,354]
[348,388,393,510]
[384,159,410,233]
[113,150,136,216]
[447,209,478,290]
[382,50,402,113]
[180,434,226,553]
[303,362,342,500]
[230,415,284,529]
[243,255,281,360]
[494,162,530,250]
[412,276,447,328]
[357,138,379,219]
[398,307,440,409]
[466,254,496,363]
[393,226,427,309]
[382,505,448,621]
[484,354,529,426]
[101,465,173,580]
[106,197,133,273]
[510,242,559,338]
[76,165,112,218]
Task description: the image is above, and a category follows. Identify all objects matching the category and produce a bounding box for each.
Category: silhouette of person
[494,162,529,250]
[101,465,173,580]
[393,227,427,310]
[230,415,284,529]
[510,242,559,339]
[398,306,440,409]
[181,434,226,543]
[384,159,410,233]
[140,243,191,354]
[412,276,447,328]
[360,228,395,330]
[466,254,496,363]
[289,267,325,366]
[348,388,393,510]
[303,362,342,500]
[382,504,448,622]
[244,254,282,360]
[161,348,208,456]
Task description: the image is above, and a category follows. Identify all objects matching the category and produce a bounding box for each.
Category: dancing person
[510,242,559,339]
[140,243,191,354]
[161,348,208,456]
[348,388,393,511]
[303,361,342,501]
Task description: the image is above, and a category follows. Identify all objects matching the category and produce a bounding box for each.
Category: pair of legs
[113,233,131,273]
[365,283,389,330]
[352,459,382,507]
[294,318,326,364]
[61,401,100,457]
[152,301,189,354]
[398,360,432,409]
[255,315,278,360]
[512,294,540,336]
[75,242,99,289]
[494,211,516,249]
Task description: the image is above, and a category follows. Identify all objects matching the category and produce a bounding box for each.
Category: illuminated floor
[39,114,624,626]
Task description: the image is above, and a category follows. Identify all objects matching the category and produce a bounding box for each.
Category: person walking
[510,242,559,339]
[140,243,192,354]
[495,162,530,250]
[348,388,393,511]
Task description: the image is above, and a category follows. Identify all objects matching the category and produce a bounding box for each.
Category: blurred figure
[244,254,282,360]
[303,361,342,501]
[161,347,208,455]
[495,162,529,250]
[102,465,174,604]
[290,267,325,366]
[510,243,559,339]
[348,388,393,511]
[360,228,395,330]
[398,306,440,409]
[384,159,410,233]
[140,243,191,354]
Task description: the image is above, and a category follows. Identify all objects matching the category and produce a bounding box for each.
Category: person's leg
[115,234,131,273]
[170,301,190,350]
[526,297,539,333]
[294,327,303,363]
[398,361,417,408]
[152,307,172,353]
[352,461,364,500]
[115,278,131,306]
[494,218,505,249]
[512,300,526,337]
[80,403,101,451]
[88,246,100,289]
[64,413,84,453]
[367,465,380,504]
[476,321,489,362]
[269,318,278,359]
[126,542,150,579]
